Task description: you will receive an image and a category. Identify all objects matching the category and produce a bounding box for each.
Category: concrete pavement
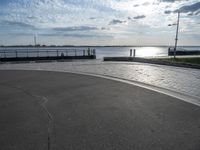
[0,60,199,99]
[0,70,199,150]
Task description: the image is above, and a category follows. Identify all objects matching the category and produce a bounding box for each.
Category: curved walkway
[0,60,200,104]
[0,70,199,150]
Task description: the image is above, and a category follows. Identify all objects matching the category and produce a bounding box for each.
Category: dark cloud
[164,10,172,14]
[128,17,132,20]
[133,4,139,7]
[0,20,36,29]
[101,27,110,30]
[194,11,200,15]
[89,17,96,20]
[142,2,150,6]
[133,15,146,19]
[160,0,176,2]
[53,26,98,32]
[109,19,126,25]
[7,32,34,36]
[178,2,200,13]
[39,33,113,38]
[165,2,200,15]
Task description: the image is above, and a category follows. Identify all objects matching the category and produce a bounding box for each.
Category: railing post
[4,50,6,58]
[83,50,85,56]
[66,50,68,56]
[15,50,18,58]
[93,49,96,56]
[27,50,29,58]
[130,49,132,57]
[87,49,90,56]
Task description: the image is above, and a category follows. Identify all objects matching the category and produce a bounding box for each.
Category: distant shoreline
[1,45,200,48]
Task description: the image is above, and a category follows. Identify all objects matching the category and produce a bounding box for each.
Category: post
[93,49,96,56]
[66,50,68,56]
[174,11,180,59]
[27,50,29,58]
[15,51,18,58]
[57,50,58,57]
[83,50,85,56]
[130,49,132,57]
[4,50,6,58]
[133,49,136,57]
[87,48,90,56]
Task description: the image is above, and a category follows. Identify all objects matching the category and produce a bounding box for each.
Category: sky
[0,0,199,46]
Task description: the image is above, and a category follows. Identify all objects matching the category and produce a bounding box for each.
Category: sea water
[0,46,200,59]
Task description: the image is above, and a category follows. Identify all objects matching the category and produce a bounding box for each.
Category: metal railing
[0,48,96,59]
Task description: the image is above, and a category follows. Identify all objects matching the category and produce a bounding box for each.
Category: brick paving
[0,60,200,99]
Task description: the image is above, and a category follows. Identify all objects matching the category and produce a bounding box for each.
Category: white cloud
[0,0,199,45]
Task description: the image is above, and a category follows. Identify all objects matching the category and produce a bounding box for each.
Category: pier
[168,48,200,56]
[0,48,96,62]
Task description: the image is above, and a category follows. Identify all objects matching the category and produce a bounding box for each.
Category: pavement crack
[1,83,54,150]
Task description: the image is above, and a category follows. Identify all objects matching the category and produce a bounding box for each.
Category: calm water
[1,46,200,59]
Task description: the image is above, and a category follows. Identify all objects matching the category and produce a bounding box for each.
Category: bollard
[83,50,85,56]
[130,49,132,57]
[61,52,64,57]
[91,49,93,56]
[133,49,136,57]
[93,49,96,56]
[87,48,90,56]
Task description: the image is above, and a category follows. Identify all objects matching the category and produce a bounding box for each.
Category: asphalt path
[0,70,199,150]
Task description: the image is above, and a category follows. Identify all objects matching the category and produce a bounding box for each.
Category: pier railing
[0,48,96,61]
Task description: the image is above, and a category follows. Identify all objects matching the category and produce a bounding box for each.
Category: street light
[168,11,180,59]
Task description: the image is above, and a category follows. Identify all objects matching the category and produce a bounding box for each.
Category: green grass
[158,57,200,65]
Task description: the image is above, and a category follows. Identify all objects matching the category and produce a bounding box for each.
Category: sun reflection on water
[135,47,167,57]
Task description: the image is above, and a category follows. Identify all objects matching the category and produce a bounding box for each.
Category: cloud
[0,20,36,29]
[160,0,176,2]
[109,19,126,25]
[178,2,200,14]
[142,2,150,6]
[53,26,99,32]
[101,27,110,30]
[165,2,200,15]
[89,17,96,20]
[133,4,139,7]
[133,15,146,19]
[164,10,172,14]
[0,0,199,45]
[38,32,113,39]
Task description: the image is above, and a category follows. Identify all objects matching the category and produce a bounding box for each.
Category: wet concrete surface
[0,70,200,150]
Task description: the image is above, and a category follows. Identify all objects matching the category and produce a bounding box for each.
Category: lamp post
[168,11,180,59]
